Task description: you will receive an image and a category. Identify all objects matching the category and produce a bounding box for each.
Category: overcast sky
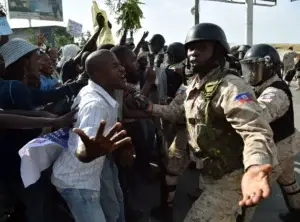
[5,0,300,45]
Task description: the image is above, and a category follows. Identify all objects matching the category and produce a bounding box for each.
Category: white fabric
[57,44,80,68]
[52,80,119,191]
[19,128,69,188]
[20,142,63,188]
[0,38,38,67]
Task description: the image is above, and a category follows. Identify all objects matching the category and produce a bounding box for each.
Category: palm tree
[105,0,144,36]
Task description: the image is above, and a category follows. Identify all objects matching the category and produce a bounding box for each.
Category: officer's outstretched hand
[239,164,272,207]
[74,120,132,163]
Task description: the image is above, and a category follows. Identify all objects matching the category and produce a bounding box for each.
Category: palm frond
[105,0,144,36]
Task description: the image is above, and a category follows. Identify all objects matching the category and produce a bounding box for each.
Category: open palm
[74,120,132,163]
[239,164,272,207]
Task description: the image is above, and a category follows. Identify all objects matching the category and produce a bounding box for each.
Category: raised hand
[74,120,132,163]
[142,31,149,41]
[37,33,46,46]
[96,13,105,28]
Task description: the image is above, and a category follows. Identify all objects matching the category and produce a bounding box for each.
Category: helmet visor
[241,59,264,86]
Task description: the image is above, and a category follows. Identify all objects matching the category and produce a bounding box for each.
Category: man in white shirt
[52,49,127,222]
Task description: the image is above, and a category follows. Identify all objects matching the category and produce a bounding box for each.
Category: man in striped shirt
[52,50,128,222]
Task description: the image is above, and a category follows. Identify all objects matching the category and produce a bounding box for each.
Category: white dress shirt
[51,80,119,191]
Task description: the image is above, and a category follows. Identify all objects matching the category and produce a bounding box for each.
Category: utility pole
[245,0,253,45]
[195,0,200,24]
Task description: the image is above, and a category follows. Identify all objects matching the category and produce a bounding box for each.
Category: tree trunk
[195,0,200,25]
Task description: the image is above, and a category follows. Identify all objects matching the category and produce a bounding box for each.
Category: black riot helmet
[149,34,165,54]
[230,45,240,58]
[166,42,186,64]
[240,44,281,86]
[185,23,230,53]
[237,45,251,60]
[184,23,230,76]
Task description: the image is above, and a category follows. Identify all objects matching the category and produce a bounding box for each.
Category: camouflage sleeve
[152,92,185,123]
[215,75,278,170]
[257,87,290,124]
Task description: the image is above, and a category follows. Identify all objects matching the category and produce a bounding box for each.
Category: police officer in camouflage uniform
[183,23,279,222]
[241,44,300,222]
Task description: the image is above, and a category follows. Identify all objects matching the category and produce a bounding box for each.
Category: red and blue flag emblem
[235,93,253,103]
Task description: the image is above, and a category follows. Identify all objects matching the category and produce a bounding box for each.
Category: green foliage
[105,0,144,36]
[51,27,74,47]
[25,27,74,48]
[25,28,38,45]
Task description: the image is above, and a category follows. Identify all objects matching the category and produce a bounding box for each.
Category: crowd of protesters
[1,4,300,222]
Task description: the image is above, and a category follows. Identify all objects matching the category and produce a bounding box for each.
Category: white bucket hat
[0,38,38,68]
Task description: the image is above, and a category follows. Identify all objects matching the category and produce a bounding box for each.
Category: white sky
[5,0,300,45]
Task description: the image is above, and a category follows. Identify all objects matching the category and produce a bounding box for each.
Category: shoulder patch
[259,92,276,101]
[235,92,253,103]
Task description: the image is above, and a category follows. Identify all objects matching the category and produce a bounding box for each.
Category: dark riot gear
[243,44,281,64]
[241,44,281,86]
[149,34,166,48]
[166,42,185,64]
[230,45,240,59]
[184,23,230,53]
[166,42,185,58]
[237,45,251,53]
[237,45,251,60]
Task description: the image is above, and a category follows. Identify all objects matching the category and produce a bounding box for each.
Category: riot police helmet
[240,44,281,86]
[166,42,186,64]
[149,34,165,54]
[237,45,251,60]
[184,23,230,53]
[237,45,251,53]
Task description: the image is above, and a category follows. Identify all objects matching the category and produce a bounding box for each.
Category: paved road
[131,79,300,222]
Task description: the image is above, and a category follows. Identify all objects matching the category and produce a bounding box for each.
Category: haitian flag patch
[235,93,253,103]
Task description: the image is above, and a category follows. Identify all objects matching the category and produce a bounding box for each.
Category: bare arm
[74,27,102,64]
[140,81,153,96]
[123,104,151,119]
[119,29,128,46]
[1,110,56,118]
[0,114,55,129]
[140,67,156,96]
[134,31,149,55]
[73,13,105,63]
[0,108,76,129]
